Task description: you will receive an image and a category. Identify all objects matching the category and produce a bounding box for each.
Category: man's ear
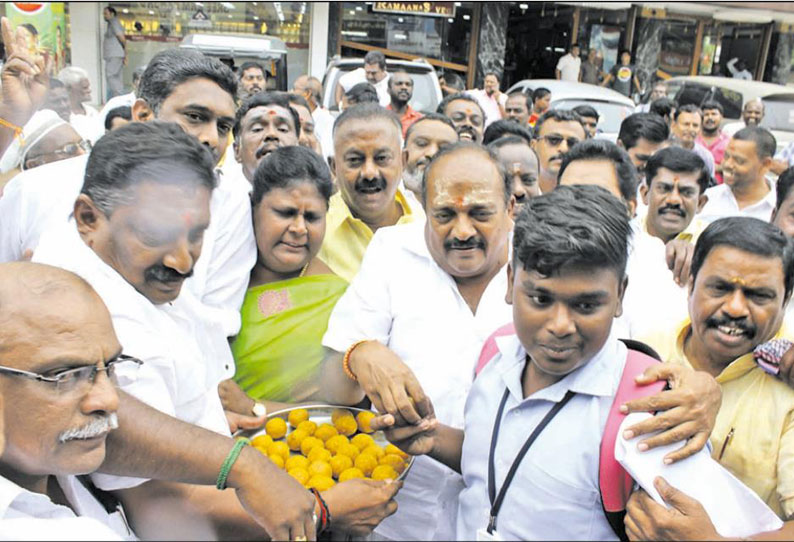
[233,138,241,163]
[697,193,708,213]
[507,194,516,221]
[74,194,106,246]
[626,198,637,219]
[132,98,154,123]
[615,275,629,318]
[640,183,650,206]
[505,261,514,306]
[328,156,336,175]
[402,148,409,171]
[530,138,537,151]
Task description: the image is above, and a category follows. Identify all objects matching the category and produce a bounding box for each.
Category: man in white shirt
[57,66,101,143]
[97,65,145,135]
[727,57,753,80]
[319,142,719,539]
[0,262,135,540]
[699,127,777,223]
[368,185,721,540]
[555,43,582,82]
[467,72,507,128]
[0,48,256,337]
[722,98,764,137]
[670,104,715,177]
[292,74,334,159]
[335,50,391,108]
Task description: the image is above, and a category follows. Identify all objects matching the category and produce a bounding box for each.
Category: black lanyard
[486,388,576,534]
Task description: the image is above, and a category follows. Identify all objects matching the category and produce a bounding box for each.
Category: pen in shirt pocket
[718,427,735,461]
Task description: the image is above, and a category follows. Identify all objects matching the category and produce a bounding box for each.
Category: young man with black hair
[528,87,551,127]
[438,93,486,143]
[532,109,586,194]
[671,104,715,177]
[489,134,540,205]
[617,112,669,177]
[699,126,777,223]
[387,70,423,137]
[698,100,730,183]
[482,118,533,146]
[573,104,599,138]
[370,184,721,540]
[602,49,641,99]
[237,61,267,99]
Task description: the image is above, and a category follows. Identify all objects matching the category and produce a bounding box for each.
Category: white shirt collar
[495,328,626,404]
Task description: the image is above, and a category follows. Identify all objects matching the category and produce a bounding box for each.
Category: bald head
[0,263,116,357]
[293,74,323,107]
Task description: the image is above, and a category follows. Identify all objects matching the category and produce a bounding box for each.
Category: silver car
[505,79,636,141]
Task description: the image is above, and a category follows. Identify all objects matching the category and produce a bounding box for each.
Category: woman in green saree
[225,145,346,407]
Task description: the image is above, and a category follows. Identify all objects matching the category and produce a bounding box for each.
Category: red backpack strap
[600,341,667,540]
[474,322,516,377]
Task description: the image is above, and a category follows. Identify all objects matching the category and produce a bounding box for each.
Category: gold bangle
[342,340,368,382]
[0,117,24,145]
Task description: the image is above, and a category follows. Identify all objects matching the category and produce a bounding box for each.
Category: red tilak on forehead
[268,110,277,116]
[182,212,193,227]
[730,277,746,286]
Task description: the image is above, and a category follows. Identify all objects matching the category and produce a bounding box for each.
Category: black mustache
[145,265,193,283]
[355,177,388,192]
[658,205,685,217]
[446,238,485,250]
[457,125,476,137]
[706,315,756,336]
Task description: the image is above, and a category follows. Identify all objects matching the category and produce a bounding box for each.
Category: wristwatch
[252,402,266,417]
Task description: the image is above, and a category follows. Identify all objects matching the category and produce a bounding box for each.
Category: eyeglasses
[24,140,92,167]
[539,135,581,148]
[0,354,142,394]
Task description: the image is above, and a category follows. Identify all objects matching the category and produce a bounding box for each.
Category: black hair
[618,113,669,149]
[776,168,794,213]
[421,141,509,206]
[105,6,117,16]
[234,91,301,139]
[506,91,533,113]
[333,102,402,137]
[572,104,599,121]
[132,65,146,86]
[104,105,132,131]
[701,100,724,115]
[437,93,485,123]
[441,72,465,92]
[489,134,532,151]
[558,139,638,203]
[484,71,501,82]
[345,82,379,105]
[534,109,585,137]
[532,87,551,102]
[251,146,333,207]
[364,50,386,70]
[388,70,413,90]
[650,97,676,119]
[82,121,216,217]
[674,103,702,122]
[483,119,533,146]
[239,61,267,79]
[645,147,710,195]
[691,217,794,301]
[734,126,777,159]
[138,48,237,114]
[619,49,631,57]
[513,184,632,279]
[404,112,456,144]
[287,92,311,111]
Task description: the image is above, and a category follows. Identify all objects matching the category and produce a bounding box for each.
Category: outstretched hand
[0,16,50,123]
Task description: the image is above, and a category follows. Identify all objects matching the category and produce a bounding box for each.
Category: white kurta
[322,220,512,540]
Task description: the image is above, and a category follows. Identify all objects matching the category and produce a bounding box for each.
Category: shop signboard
[188,9,213,30]
[373,1,456,18]
[5,2,67,73]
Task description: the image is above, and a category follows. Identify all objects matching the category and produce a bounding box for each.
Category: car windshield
[761,97,794,133]
[551,99,634,133]
[326,65,439,113]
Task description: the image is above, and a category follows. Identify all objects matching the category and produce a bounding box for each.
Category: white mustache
[58,413,118,443]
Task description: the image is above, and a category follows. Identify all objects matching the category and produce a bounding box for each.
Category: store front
[335,1,478,86]
[107,2,311,89]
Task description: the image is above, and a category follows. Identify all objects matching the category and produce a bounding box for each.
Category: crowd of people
[1,14,794,542]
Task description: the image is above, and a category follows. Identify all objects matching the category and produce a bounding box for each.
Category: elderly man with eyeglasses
[0,261,140,539]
